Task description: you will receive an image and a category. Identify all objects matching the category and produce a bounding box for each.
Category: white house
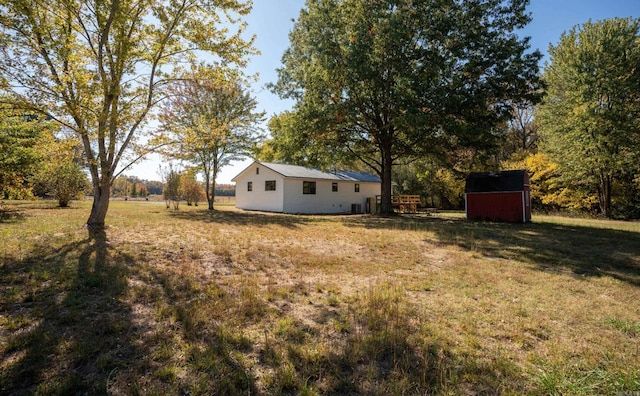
[231,161,381,214]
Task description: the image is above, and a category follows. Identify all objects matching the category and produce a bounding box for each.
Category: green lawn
[1,200,639,395]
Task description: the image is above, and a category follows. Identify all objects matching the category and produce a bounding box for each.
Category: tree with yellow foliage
[0,0,255,230]
[32,135,89,207]
[155,66,264,210]
[538,18,640,218]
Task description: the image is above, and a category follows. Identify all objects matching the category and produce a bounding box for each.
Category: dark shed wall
[466,191,525,223]
[464,170,531,223]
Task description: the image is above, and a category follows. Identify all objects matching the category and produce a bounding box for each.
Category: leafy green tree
[405,159,468,210]
[130,183,138,198]
[498,102,540,162]
[155,66,264,210]
[393,164,425,197]
[111,176,129,198]
[0,104,46,199]
[32,135,89,207]
[34,162,89,207]
[258,111,355,170]
[110,175,146,198]
[391,163,460,210]
[136,183,148,198]
[538,18,640,218]
[161,165,182,210]
[180,171,205,206]
[502,152,596,213]
[0,0,254,230]
[145,180,163,196]
[271,0,541,214]
[256,112,312,165]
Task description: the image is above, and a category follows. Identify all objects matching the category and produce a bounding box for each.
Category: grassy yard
[1,200,639,395]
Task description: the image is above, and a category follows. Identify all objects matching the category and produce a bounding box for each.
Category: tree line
[0,0,255,231]
[260,3,639,219]
[111,175,234,199]
[0,107,89,207]
[391,18,639,219]
[1,0,638,227]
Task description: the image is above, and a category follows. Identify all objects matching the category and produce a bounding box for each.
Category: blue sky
[129,0,639,182]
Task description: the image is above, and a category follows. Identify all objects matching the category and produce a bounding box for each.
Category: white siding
[233,161,382,214]
[234,164,284,212]
[282,179,380,214]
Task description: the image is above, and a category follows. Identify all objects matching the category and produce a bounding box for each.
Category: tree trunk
[205,175,217,211]
[87,182,111,230]
[204,179,212,210]
[203,162,218,211]
[379,144,394,215]
[598,171,612,218]
[207,166,218,211]
[208,177,217,211]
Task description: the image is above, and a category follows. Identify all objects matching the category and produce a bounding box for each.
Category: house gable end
[231,161,289,182]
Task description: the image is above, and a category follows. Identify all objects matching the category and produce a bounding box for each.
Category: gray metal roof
[241,161,380,183]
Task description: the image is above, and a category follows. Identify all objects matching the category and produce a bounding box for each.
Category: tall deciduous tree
[257,110,358,170]
[271,0,541,214]
[539,18,640,218]
[0,104,45,199]
[0,0,254,229]
[180,169,205,206]
[155,66,264,210]
[32,135,90,207]
[161,164,182,210]
[499,102,540,161]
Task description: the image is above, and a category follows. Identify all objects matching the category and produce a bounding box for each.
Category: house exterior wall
[465,191,527,223]
[234,165,284,212]
[282,179,380,214]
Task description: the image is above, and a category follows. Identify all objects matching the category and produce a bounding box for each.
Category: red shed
[465,170,531,223]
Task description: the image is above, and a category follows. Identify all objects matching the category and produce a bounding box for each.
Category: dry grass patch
[1,201,639,394]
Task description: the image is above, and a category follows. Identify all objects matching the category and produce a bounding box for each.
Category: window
[265,180,276,191]
[247,181,253,192]
[256,167,259,175]
[332,182,338,192]
[354,183,360,193]
[303,181,316,194]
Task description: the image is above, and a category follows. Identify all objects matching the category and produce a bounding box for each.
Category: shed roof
[465,170,528,193]
[232,161,381,183]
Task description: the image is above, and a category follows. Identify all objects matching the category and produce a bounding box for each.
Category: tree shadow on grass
[259,288,526,394]
[167,208,327,229]
[139,264,261,394]
[0,228,133,394]
[0,207,26,224]
[1,225,262,394]
[0,201,84,224]
[345,215,640,287]
[319,334,522,394]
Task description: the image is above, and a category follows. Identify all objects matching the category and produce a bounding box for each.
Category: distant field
[1,200,639,395]
[106,195,236,205]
